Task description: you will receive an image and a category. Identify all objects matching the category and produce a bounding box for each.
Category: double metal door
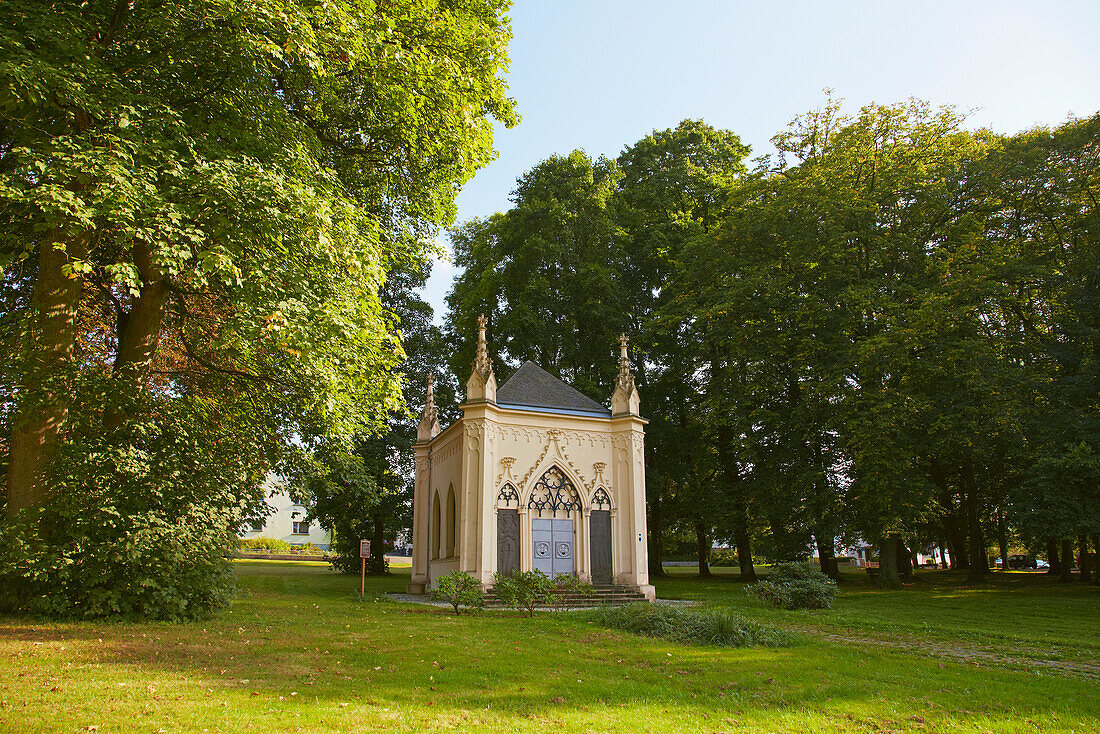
[532,518,574,577]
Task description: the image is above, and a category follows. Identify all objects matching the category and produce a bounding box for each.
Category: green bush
[238,537,292,552]
[0,396,267,621]
[748,562,837,610]
[589,603,791,648]
[0,510,235,621]
[491,569,554,616]
[710,549,738,567]
[430,571,483,614]
[547,573,594,611]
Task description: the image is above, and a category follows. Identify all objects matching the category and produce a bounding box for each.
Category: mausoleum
[406,316,654,601]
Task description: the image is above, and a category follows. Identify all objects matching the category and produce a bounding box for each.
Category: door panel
[531,518,553,575]
[552,518,574,575]
[590,509,612,585]
[532,517,574,576]
[497,509,520,577]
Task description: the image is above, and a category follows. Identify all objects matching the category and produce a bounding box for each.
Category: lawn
[0,561,1096,733]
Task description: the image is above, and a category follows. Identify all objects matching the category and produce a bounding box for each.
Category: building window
[431,491,441,560]
[249,518,264,533]
[445,485,457,558]
[292,521,310,535]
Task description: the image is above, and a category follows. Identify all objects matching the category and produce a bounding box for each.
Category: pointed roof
[496,361,611,417]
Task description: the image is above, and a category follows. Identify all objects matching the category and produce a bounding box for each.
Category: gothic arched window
[528,466,582,517]
[497,483,519,508]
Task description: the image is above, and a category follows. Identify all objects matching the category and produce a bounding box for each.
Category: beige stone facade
[406,320,654,601]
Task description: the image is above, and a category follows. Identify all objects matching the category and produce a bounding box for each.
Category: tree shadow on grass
[1,562,1097,732]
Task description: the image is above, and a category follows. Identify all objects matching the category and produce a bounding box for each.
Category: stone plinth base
[405,581,426,595]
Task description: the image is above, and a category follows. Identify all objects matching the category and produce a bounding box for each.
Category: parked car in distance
[1008,554,1038,569]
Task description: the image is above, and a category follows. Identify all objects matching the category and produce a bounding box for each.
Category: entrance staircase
[482,584,647,609]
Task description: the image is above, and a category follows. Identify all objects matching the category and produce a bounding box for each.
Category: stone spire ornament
[472,313,492,377]
[610,333,641,416]
[465,313,497,402]
[417,373,442,441]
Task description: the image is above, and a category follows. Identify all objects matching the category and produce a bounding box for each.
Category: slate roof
[495,361,611,417]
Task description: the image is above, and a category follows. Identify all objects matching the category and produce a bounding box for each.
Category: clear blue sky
[421,0,1100,318]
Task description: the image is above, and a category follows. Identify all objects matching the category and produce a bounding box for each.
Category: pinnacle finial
[472,313,492,376]
[618,333,632,383]
[418,372,440,439]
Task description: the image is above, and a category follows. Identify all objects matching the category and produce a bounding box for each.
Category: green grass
[658,566,1100,668]
[0,561,1096,733]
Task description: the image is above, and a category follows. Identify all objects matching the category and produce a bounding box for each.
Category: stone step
[482,592,647,608]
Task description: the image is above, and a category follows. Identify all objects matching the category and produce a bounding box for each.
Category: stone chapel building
[406,316,654,601]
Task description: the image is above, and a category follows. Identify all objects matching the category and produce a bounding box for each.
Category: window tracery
[528,466,582,517]
[591,487,612,510]
[497,483,519,507]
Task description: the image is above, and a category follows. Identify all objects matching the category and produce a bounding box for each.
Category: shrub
[590,603,791,648]
[748,562,837,610]
[491,569,554,616]
[547,573,594,611]
[0,397,266,621]
[430,571,483,615]
[710,549,738,567]
[238,537,292,552]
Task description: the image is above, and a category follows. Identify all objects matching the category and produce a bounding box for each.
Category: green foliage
[238,537,292,553]
[748,563,838,610]
[304,262,457,576]
[545,573,595,611]
[709,549,738,567]
[430,571,483,615]
[589,602,791,648]
[553,572,594,595]
[0,395,263,620]
[1,0,516,618]
[491,569,555,616]
[446,151,626,397]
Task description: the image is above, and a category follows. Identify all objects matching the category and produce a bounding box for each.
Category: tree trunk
[938,541,949,569]
[816,534,840,580]
[1079,535,1093,583]
[104,242,170,429]
[963,465,986,582]
[877,535,902,589]
[931,459,966,569]
[695,519,711,577]
[5,231,88,515]
[1046,538,1061,575]
[997,517,1010,573]
[1060,538,1074,582]
[1092,536,1100,586]
[648,483,665,577]
[734,518,757,582]
[897,538,914,579]
[368,514,386,574]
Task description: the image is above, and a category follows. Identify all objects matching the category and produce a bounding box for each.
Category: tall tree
[307,260,461,575]
[446,151,624,395]
[616,120,751,575]
[2,0,517,513]
[0,0,515,618]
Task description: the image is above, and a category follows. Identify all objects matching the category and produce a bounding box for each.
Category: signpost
[360,539,371,596]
